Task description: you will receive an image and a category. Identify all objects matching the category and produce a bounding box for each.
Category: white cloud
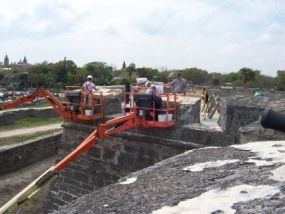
[0,0,285,76]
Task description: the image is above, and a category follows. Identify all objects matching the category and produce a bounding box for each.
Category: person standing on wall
[82,75,97,107]
[165,73,189,95]
[201,87,209,119]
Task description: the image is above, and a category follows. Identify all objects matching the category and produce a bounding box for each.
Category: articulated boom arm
[0,87,65,113]
[0,112,138,214]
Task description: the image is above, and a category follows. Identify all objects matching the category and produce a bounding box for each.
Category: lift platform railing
[123,89,177,128]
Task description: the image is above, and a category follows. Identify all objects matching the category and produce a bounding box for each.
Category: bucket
[158,114,167,122]
[139,110,144,116]
[85,109,92,116]
[167,114,173,121]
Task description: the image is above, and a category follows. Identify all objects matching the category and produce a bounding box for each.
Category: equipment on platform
[254,88,264,97]
[0,85,177,213]
[261,109,285,133]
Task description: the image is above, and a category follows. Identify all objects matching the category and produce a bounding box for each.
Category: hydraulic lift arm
[0,112,138,214]
[0,87,65,113]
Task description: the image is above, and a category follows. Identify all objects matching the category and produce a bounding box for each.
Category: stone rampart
[0,107,58,125]
[0,131,62,175]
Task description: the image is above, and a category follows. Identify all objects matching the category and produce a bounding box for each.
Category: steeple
[4,54,9,67]
[122,61,126,69]
[23,56,27,64]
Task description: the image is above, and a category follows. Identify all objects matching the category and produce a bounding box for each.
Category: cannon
[261,109,285,133]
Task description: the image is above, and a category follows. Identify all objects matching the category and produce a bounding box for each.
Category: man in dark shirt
[165,73,189,95]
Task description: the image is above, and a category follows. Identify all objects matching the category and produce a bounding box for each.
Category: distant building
[2,55,32,71]
[16,56,31,70]
[4,54,9,67]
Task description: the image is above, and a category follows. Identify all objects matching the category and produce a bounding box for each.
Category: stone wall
[0,131,62,175]
[218,95,285,144]
[44,126,194,213]
[239,120,285,143]
[0,107,58,125]
[218,96,265,136]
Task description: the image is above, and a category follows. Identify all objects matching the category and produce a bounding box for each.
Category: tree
[27,62,53,88]
[82,61,113,85]
[127,63,136,79]
[122,61,126,69]
[18,72,29,90]
[238,67,256,85]
[275,70,285,90]
[180,67,209,85]
[135,67,159,80]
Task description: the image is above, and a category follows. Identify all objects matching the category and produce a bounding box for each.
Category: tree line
[0,60,284,91]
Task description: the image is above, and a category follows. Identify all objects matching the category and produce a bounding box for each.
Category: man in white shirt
[82,75,96,107]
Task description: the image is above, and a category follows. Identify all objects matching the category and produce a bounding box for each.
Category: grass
[0,129,61,146]
[0,117,63,131]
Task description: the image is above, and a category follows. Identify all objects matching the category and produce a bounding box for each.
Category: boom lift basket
[132,92,176,128]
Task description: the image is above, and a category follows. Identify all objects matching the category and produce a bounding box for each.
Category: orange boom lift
[0,86,177,213]
[0,86,104,121]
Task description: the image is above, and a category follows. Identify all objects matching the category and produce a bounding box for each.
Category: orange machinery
[0,86,104,121]
[0,87,177,213]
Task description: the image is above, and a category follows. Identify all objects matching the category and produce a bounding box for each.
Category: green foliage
[275,70,285,90]
[27,62,53,88]
[179,67,209,85]
[0,58,282,90]
[82,61,113,85]
[135,67,159,80]
[126,63,136,79]
[238,67,256,85]
[111,77,136,85]
[222,72,240,83]
[0,72,5,81]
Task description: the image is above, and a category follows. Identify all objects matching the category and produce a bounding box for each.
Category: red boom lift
[0,86,177,213]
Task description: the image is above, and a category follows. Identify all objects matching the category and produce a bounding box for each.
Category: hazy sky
[0,0,284,76]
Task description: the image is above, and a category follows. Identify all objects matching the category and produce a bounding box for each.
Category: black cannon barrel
[261,109,285,133]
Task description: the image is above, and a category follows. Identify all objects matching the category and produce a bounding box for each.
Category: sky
[0,0,285,77]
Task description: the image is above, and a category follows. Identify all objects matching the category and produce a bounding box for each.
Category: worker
[82,75,97,107]
[201,88,209,119]
[145,81,162,120]
[165,73,189,95]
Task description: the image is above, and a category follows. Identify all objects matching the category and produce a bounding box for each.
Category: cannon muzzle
[261,109,285,133]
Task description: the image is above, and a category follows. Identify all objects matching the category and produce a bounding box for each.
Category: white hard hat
[87,75,93,79]
[145,81,151,87]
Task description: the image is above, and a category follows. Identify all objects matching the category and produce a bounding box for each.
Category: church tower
[23,56,27,64]
[4,54,9,67]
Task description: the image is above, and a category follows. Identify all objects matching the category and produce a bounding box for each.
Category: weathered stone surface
[52,140,285,214]
[240,120,285,143]
[175,96,200,126]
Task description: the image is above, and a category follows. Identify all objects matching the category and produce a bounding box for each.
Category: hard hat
[87,75,93,79]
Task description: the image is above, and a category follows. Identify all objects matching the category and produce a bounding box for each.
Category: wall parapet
[0,131,62,175]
